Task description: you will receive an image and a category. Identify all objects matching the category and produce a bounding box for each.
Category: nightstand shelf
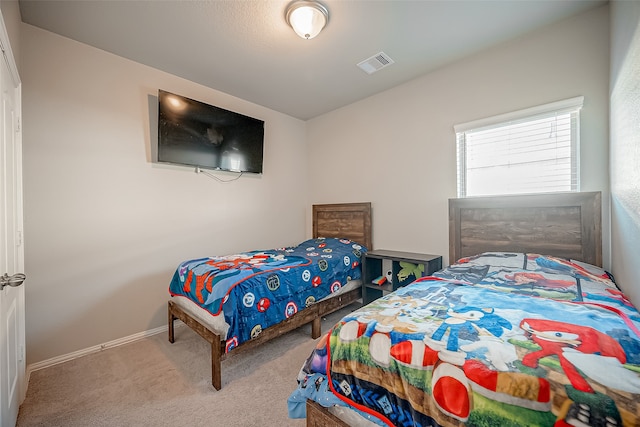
[362,250,442,305]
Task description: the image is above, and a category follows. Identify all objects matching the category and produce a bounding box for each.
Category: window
[455,97,583,198]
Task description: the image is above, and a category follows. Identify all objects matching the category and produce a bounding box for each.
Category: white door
[0,12,25,427]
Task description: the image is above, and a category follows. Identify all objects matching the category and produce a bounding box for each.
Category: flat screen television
[157,90,264,174]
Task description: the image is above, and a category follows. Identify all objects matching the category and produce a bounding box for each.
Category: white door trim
[0,9,20,89]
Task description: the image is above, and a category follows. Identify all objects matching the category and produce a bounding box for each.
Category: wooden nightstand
[362,250,442,305]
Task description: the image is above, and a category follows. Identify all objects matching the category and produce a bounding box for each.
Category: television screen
[157,90,264,174]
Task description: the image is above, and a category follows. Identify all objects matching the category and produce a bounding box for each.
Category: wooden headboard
[449,192,602,266]
[312,202,372,250]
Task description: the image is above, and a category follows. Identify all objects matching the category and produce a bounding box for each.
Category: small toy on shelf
[372,275,387,286]
[386,269,394,285]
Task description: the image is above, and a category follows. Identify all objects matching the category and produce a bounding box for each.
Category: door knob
[0,273,26,290]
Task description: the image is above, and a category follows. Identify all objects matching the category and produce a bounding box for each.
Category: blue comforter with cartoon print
[169,237,366,352]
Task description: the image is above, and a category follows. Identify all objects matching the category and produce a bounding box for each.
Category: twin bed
[289,191,640,427]
[167,202,372,390]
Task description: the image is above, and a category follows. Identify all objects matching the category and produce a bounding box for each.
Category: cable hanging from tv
[195,167,244,182]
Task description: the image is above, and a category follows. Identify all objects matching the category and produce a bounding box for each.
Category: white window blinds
[455,97,583,198]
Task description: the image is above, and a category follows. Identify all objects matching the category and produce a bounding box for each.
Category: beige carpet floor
[17,303,359,427]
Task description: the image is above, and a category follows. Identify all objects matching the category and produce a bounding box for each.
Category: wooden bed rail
[168,286,361,390]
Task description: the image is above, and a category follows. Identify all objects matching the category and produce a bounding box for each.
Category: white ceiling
[19,0,606,120]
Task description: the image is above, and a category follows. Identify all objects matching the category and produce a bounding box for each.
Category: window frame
[454,96,583,198]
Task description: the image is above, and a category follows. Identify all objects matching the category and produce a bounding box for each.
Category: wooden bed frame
[306,191,602,427]
[168,202,372,390]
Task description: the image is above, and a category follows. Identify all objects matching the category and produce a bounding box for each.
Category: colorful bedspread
[288,253,640,427]
[169,237,366,352]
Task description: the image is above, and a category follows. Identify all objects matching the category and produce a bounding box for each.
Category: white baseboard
[25,322,183,381]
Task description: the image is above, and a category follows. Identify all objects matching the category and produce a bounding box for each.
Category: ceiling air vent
[357,52,395,75]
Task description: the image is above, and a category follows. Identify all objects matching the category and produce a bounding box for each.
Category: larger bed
[289,192,640,427]
[167,202,372,390]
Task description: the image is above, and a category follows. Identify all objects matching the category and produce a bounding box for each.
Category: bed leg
[211,341,222,390]
[168,302,175,344]
[311,317,321,339]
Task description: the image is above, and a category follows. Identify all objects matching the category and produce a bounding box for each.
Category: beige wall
[21,24,309,364]
[307,5,610,268]
[610,0,640,308]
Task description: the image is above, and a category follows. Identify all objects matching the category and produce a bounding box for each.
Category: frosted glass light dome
[285,1,329,40]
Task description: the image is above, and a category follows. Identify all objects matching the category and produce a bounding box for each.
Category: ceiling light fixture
[285,0,329,40]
